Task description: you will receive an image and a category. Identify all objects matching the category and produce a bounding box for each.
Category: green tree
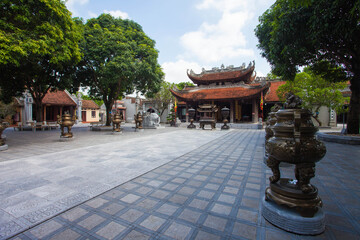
[146,81,175,119]
[277,69,349,126]
[79,93,103,108]
[176,81,195,90]
[0,0,82,121]
[255,0,360,133]
[75,14,163,126]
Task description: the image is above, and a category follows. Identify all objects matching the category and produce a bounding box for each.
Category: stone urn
[187,107,196,129]
[57,113,76,138]
[221,107,230,130]
[265,94,326,217]
[112,112,122,132]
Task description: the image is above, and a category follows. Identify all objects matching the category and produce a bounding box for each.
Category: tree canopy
[146,81,174,118]
[0,0,82,121]
[255,0,360,133]
[277,69,349,126]
[75,14,163,125]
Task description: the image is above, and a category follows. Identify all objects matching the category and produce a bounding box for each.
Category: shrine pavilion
[170,61,284,123]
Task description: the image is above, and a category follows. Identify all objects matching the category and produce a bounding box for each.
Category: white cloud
[180,0,255,63]
[65,0,89,16]
[103,10,130,19]
[162,60,205,84]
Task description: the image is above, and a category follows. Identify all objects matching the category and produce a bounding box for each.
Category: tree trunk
[34,99,43,122]
[347,74,360,134]
[105,101,113,126]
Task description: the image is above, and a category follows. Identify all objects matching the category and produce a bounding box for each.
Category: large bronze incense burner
[134,112,143,129]
[265,93,326,217]
[187,107,196,129]
[57,112,76,138]
[198,104,218,130]
[112,112,123,132]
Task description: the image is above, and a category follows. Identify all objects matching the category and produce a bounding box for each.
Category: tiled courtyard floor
[1,126,360,239]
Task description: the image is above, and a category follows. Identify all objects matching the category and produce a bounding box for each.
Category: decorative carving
[264,94,326,217]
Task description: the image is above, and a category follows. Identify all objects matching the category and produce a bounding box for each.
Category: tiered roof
[187,62,255,85]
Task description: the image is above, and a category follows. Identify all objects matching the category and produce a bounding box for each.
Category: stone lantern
[221,107,230,130]
[187,107,196,129]
[262,93,327,235]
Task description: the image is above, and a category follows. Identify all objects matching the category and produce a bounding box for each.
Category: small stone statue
[284,92,302,109]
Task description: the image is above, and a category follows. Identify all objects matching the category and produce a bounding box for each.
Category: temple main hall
[170,61,284,123]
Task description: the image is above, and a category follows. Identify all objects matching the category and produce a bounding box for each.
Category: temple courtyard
[0,124,359,239]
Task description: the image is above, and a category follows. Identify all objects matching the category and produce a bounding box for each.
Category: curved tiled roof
[170,84,269,102]
[264,81,286,102]
[82,100,100,109]
[187,65,255,85]
[42,90,77,106]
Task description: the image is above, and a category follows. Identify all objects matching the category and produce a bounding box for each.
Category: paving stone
[78,214,105,230]
[169,194,189,205]
[197,190,215,199]
[164,222,192,240]
[120,209,143,223]
[104,189,123,199]
[96,221,126,239]
[123,229,150,239]
[150,190,171,199]
[140,215,166,231]
[210,203,232,215]
[195,230,221,240]
[101,203,125,216]
[85,197,108,209]
[217,194,236,204]
[136,198,159,211]
[178,186,197,196]
[120,194,141,204]
[49,229,81,240]
[237,208,258,223]
[61,207,88,222]
[189,199,209,210]
[203,215,227,232]
[232,222,257,239]
[156,203,179,216]
[178,209,202,223]
[241,197,260,210]
[29,220,62,238]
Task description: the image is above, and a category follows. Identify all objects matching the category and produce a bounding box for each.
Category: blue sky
[66,0,275,84]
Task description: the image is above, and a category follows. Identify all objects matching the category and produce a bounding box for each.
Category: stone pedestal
[111,131,123,135]
[135,128,144,132]
[262,197,325,235]
[59,136,75,142]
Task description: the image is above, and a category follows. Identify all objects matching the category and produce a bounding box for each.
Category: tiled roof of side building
[264,81,286,102]
[170,84,269,102]
[42,90,77,106]
[82,100,100,109]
